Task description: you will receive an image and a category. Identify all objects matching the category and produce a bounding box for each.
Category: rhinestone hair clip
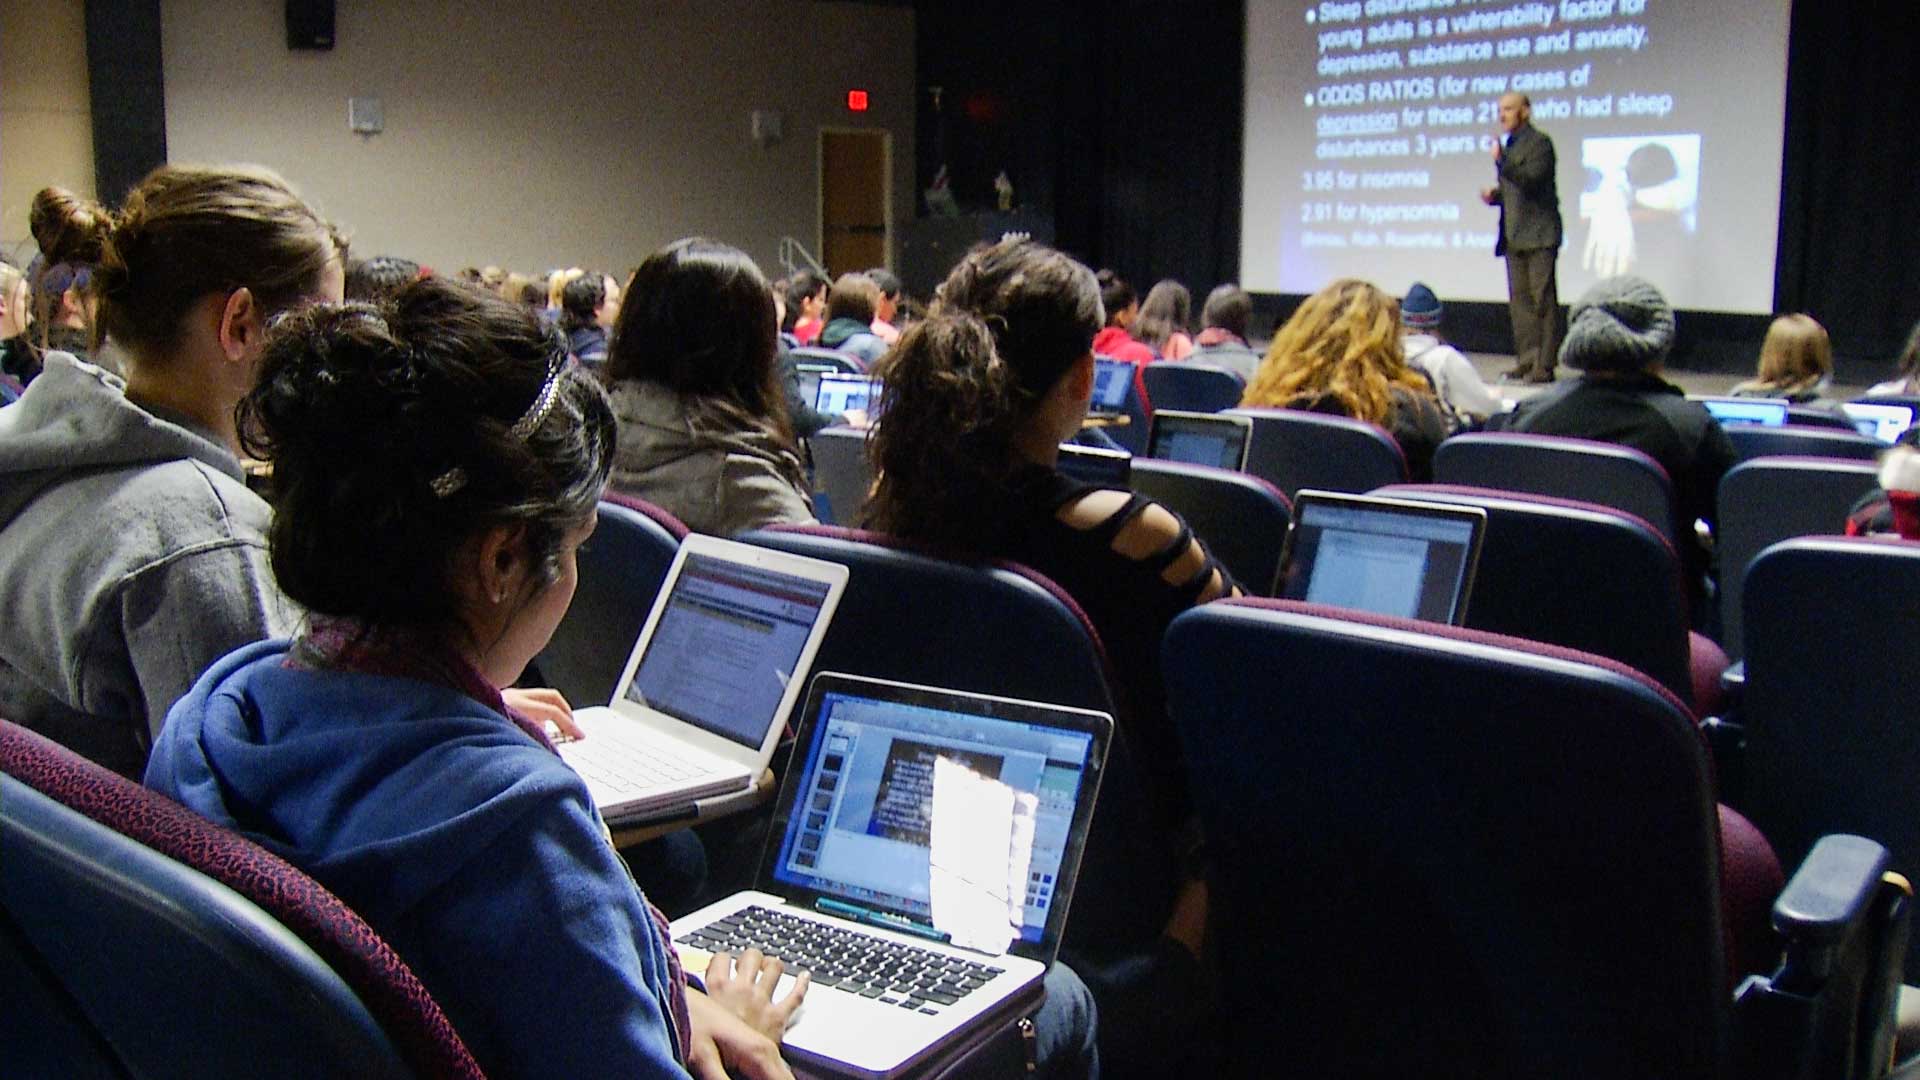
[430,349,566,498]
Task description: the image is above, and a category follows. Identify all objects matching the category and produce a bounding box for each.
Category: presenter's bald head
[1498,92,1531,133]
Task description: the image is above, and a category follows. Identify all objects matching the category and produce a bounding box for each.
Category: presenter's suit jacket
[1492,123,1562,255]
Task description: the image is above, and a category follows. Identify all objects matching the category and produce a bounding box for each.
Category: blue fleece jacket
[144,640,690,1079]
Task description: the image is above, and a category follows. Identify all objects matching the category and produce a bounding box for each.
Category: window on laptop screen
[1090,359,1132,411]
[814,375,880,417]
[1701,398,1788,426]
[772,691,1097,947]
[1282,502,1478,623]
[1147,414,1248,470]
[1841,402,1914,443]
[625,554,831,746]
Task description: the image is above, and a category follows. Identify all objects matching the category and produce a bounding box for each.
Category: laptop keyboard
[565,733,707,795]
[676,906,1004,1016]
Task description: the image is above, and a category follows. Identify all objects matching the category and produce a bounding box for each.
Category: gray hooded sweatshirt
[0,353,296,777]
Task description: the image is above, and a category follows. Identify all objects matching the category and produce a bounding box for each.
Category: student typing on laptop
[145,280,804,1080]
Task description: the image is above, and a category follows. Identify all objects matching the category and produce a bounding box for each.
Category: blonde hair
[1242,278,1431,424]
[1752,314,1832,396]
[546,267,584,311]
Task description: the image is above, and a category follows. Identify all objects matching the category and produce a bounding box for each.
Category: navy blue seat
[1433,431,1679,544]
[1741,537,1920,979]
[806,426,873,527]
[1164,599,1909,1079]
[1725,424,1885,463]
[789,345,864,373]
[1226,406,1407,500]
[1786,406,1860,431]
[1131,459,1291,592]
[1140,361,1245,414]
[532,493,687,705]
[0,723,481,1079]
[1716,457,1882,660]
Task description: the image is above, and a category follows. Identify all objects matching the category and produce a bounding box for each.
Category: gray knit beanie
[1558,275,1675,372]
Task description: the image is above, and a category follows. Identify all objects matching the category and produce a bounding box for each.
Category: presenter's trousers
[1505,246,1560,378]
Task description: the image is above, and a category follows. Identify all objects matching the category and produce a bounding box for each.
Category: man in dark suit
[1480,92,1562,383]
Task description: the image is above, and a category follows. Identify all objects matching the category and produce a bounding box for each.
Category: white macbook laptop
[558,534,847,822]
[671,672,1113,1080]
[1274,490,1488,625]
[814,373,883,418]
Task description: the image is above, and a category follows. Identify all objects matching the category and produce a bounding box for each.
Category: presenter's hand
[1479,186,1499,206]
[502,687,582,741]
[1490,139,1504,162]
[1582,184,1637,277]
[685,986,795,1080]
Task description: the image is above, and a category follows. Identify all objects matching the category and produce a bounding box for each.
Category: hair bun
[29,187,110,266]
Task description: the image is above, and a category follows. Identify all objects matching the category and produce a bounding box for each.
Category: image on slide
[1579,134,1700,279]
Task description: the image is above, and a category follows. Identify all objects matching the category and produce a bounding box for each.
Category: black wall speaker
[285,0,335,50]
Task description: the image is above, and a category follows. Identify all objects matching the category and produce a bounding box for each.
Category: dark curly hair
[240,277,615,627]
[864,239,1101,550]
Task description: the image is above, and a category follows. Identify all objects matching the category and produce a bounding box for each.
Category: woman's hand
[703,948,811,1042]
[502,686,583,741]
[684,982,797,1080]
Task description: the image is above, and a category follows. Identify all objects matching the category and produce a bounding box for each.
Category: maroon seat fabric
[602,489,691,539]
[0,721,485,1080]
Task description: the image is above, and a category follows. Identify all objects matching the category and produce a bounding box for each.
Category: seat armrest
[1720,658,1746,696]
[1773,835,1892,984]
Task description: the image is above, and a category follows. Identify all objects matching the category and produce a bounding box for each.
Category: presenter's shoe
[1501,365,1530,381]
[1520,368,1556,384]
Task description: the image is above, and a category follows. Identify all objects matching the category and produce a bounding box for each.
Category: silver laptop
[671,672,1113,1080]
[1274,490,1487,625]
[1088,357,1134,418]
[1145,409,1254,471]
[559,534,847,821]
[1841,401,1915,443]
[813,373,883,418]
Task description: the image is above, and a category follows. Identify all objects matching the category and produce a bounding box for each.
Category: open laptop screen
[1841,402,1915,443]
[624,553,834,747]
[813,374,881,417]
[1146,410,1252,471]
[1090,358,1132,413]
[1698,397,1789,426]
[767,676,1110,959]
[1276,492,1486,625]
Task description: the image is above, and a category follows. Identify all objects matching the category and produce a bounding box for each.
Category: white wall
[161,0,915,276]
[1,0,94,262]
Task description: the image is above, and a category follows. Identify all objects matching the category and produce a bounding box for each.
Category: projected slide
[1241,0,1790,312]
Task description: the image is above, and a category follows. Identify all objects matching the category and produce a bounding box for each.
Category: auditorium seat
[1740,536,1920,981]
[1140,361,1245,414]
[789,345,865,373]
[1226,406,1408,499]
[1786,405,1861,431]
[1724,424,1885,463]
[1131,459,1291,591]
[1163,599,1910,1079]
[0,722,482,1079]
[1432,431,1678,544]
[531,493,687,705]
[1715,457,1881,660]
[1374,483,1717,711]
[806,426,874,527]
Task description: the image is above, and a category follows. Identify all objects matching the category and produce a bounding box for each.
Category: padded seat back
[1375,483,1694,704]
[1724,424,1884,463]
[1226,406,1408,499]
[1130,459,1292,591]
[807,427,874,527]
[1164,599,1725,1077]
[1784,406,1859,431]
[789,345,863,373]
[1140,361,1245,414]
[1434,432,1678,543]
[533,494,687,704]
[0,723,481,1079]
[1741,537,1920,976]
[1715,458,1881,660]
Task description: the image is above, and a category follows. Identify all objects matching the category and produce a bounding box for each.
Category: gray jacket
[606,380,816,536]
[0,354,297,776]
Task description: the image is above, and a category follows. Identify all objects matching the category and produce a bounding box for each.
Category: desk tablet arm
[1733,835,1913,1080]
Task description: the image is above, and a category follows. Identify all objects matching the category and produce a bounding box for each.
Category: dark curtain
[1774,0,1920,363]
[85,0,167,205]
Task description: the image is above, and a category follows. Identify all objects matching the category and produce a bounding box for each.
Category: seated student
[1868,318,1920,397]
[865,266,904,345]
[1846,435,1920,539]
[26,187,102,369]
[1132,280,1194,360]
[772,287,862,438]
[1731,313,1834,404]
[604,238,816,535]
[867,237,1232,1073]
[1490,275,1735,614]
[0,260,33,394]
[1241,278,1450,480]
[1190,283,1260,381]
[815,273,889,366]
[145,278,802,1080]
[1089,270,1154,365]
[342,254,422,302]
[781,269,829,346]
[1400,281,1501,429]
[560,270,619,369]
[0,165,344,778]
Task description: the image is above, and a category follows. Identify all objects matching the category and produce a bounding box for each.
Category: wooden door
[820,130,889,276]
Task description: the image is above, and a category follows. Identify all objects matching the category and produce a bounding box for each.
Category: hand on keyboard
[502,687,582,741]
[685,966,800,1080]
[704,947,810,1041]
